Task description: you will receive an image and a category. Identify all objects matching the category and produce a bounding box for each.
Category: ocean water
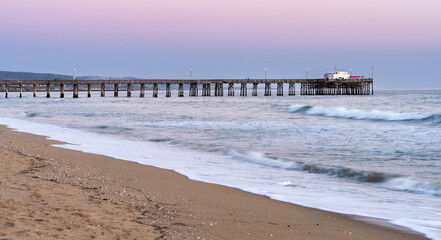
[0,88,440,239]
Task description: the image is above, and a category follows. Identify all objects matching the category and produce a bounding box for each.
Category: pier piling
[215,83,223,96]
[101,84,105,97]
[264,83,271,96]
[207,83,211,96]
[73,84,79,98]
[240,83,247,96]
[5,85,8,98]
[114,84,119,97]
[33,84,36,97]
[202,83,211,96]
[178,83,184,97]
[88,84,92,98]
[153,83,158,97]
[252,83,258,96]
[189,83,198,96]
[166,83,171,97]
[289,82,295,95]
[202,84,206,96]
[299,80,373,96]
[60,84,65,98]
[46,84,50,98]
[228,83,234,96]
[277,83,283,96]
[140,83,145,97]
[19,84,22,98]
[127,83,132,97]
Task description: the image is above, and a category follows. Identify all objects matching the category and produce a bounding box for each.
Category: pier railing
[0,78,373,98]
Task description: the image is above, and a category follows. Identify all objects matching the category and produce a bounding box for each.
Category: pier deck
[0,78,373,98]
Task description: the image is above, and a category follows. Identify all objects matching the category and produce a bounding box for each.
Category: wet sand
[0,125,428,239]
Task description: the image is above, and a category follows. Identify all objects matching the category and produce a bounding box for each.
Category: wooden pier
[0,78,373,98]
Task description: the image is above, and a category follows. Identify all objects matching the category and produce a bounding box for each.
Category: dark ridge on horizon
[0,71,72,80]
[0,71,140,81]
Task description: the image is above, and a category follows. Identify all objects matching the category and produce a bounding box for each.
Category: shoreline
[0,124,428,239]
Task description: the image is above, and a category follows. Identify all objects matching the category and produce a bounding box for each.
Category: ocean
[0,89,440,239]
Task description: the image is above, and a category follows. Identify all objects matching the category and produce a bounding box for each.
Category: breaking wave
[287,105,441,124]
[381,177,441,196]
[24,112,39,118]
[231,151,441,196]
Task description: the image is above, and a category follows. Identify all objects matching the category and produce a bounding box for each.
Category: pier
[0,78,373,98]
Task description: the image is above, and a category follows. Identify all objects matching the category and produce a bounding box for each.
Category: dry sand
[0,125,428,239]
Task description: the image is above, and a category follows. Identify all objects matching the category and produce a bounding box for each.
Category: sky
[1,0,440,89]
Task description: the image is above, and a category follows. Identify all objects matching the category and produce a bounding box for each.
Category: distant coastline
[0,70,139,81]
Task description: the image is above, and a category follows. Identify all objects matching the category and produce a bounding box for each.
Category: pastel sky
[1,0,440,88]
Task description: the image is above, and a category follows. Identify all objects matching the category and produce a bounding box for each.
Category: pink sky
[1,0,440,50]
[1,0,441,88]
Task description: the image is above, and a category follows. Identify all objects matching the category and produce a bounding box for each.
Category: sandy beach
[0,125,428,240]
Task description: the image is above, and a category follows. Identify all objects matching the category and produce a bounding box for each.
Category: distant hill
[0,71,73,80]
[76,76,140,80]
[0,71,141,80]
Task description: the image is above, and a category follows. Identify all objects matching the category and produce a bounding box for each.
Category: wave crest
[382,177,441,196]
[24,112,38,118]
[231,151,441,196]
[287,104,441,124]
